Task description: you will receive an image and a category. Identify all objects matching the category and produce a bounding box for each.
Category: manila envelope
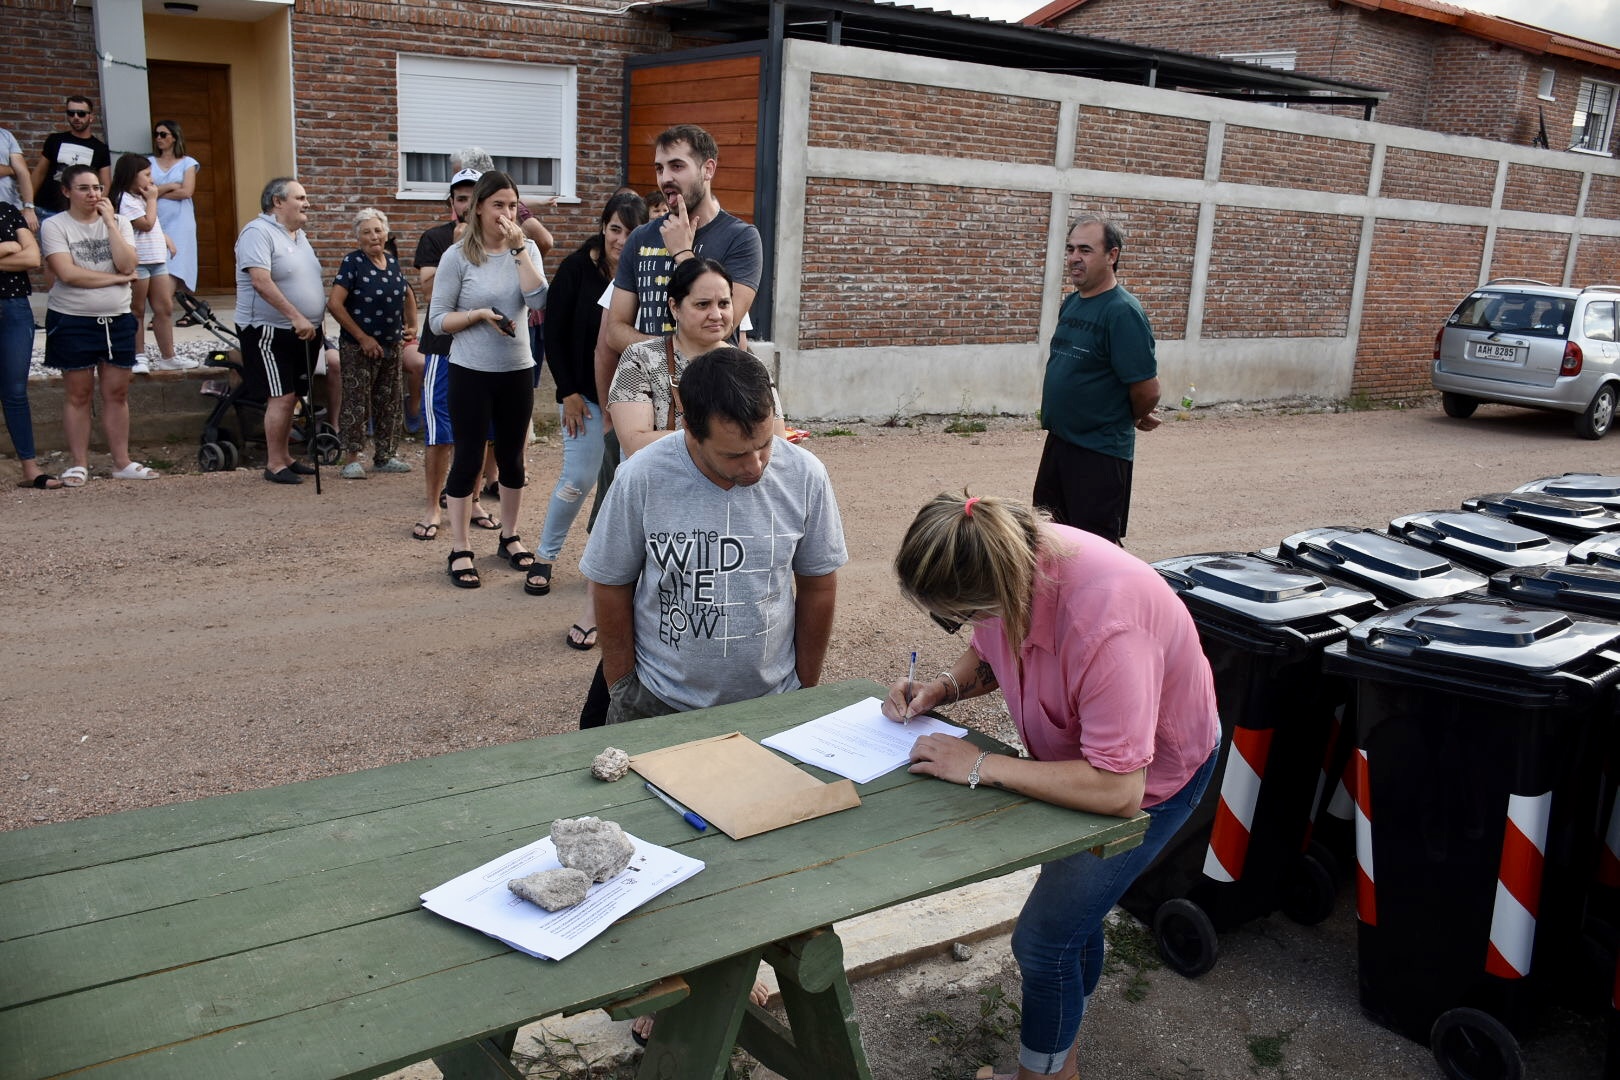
[630,732,861,840]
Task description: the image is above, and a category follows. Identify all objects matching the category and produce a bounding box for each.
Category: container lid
[1515,474,1620,509]
[1278,526,1485,602]
[1569,535,1620,570]
[1463,491,1620,538]
[1490,565,1620,615]
[1388,510,1571,571]
[1154,552,1378,628]
[1344,596,1620,677]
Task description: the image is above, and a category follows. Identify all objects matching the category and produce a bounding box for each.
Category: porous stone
[591,747,631,782]
[508,868,592,911]
[952,942,974,961]
[551,816,635,882]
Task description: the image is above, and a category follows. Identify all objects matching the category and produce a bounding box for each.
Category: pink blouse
[970,525,1220,808]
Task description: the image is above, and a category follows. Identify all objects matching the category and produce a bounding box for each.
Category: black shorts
[1032,432,1134,544]
[42,310,137,370]
[238,323,318,400]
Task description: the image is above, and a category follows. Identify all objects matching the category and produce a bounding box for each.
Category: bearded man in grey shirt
[580,347,846,724]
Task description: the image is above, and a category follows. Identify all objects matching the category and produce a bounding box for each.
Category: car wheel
[1441,393,1478,419]
[1575,385,1616,440]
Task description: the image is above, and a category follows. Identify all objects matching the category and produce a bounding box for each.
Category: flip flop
[112,462,159,480]
[60,466,89,488]
[17,474,63,490]
[470,511,501,531]
[566,624,597,650]
[412,521,439,541]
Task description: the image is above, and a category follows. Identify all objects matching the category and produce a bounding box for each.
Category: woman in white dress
[148,119,199,303]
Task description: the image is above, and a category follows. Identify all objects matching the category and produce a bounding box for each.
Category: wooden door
[147,61,237,291]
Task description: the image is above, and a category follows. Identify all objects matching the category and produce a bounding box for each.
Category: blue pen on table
[904,649,918,718]
[645,781,707,832]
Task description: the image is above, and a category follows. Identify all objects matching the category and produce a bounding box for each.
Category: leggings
[445,364,533,498]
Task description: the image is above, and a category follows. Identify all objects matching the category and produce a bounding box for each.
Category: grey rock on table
[552,815,635,882]
[591,747,631,781]
[508,867,592,911]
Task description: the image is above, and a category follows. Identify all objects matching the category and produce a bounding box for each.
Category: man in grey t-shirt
[580,348,845,722]
[235,177,327,484]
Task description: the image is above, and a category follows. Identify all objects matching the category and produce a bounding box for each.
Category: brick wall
[1074,107,1206,179]
[1489,228,1573,281]
[1502,163,1583,215]
[808,75,1059,164]
[1589,174,1620,221]
[796,179,1048,349]
[1,0,102,196]
[1203,207,1360,338]
[1065,195,1199,340]
[1356,220,1487,399]
[1573,234,1620,285]
[1381,147,1496,206]
[1220,126,1371,194]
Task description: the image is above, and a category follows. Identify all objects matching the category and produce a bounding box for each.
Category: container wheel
[313,431,343,466]
[1575,384,1616,440]
[221,441,240,470]
[197,442,227,473]
[1280,844,1337,926]
[1152,898,1219,977]
[1442,393,1479,419]
[1430,1007,1523,1080]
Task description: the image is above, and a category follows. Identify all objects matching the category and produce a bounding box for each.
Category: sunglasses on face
[66,110,91,118]
[929,612,965,636]
[154,131,172,138]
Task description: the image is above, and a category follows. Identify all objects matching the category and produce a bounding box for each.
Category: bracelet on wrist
[967,750,992,790]
[672,248,694,259]
[936,670,961,706]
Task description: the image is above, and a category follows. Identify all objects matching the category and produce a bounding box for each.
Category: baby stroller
[178,292,342,474]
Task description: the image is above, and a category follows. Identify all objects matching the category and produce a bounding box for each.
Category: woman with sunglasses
[148,120,199,309]
[882,492,1220,1080]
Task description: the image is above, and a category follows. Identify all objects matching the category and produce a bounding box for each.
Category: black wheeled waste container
[1323,596,1620,1080]
[1515,473,1620,512]
[1388,510,1571,574]
[1275,527,1488,885]
[1125,553,1379,978]
[1570,535,1620,570]
[1463,491,1620,542]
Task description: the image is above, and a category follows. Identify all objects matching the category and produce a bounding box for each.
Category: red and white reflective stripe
[1305,706,1346,841]
[1202,726,1274,883]
[1598,795,1620,890]
[1484,791,1552,980]
[1354,749,1375,927]
[1326,757,1356,822]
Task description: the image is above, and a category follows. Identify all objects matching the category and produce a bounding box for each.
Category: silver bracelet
[967,750,991,790]
[936,670,961,706]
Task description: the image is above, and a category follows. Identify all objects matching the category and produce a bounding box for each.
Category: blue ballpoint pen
[645,781,707,832]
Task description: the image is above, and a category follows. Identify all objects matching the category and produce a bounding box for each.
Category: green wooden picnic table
[0,679,1146,1080]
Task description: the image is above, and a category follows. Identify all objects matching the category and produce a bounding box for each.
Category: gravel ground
[4,398,1612,1077]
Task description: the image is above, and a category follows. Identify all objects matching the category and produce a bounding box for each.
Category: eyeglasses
[929,612,965,636]
[66,110,91,118]
[153,131,172,138]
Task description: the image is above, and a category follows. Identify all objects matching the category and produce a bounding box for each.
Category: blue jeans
[537,400,605,560]
[0,295,38,461]
[1011,746,1220,1073]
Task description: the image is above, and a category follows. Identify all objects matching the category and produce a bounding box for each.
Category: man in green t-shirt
[1034,214,1161,545]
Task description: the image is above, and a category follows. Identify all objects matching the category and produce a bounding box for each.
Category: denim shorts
[42,310,137,370]
[134,262,169,280]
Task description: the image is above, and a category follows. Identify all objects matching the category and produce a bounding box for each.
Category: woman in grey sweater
[428,171,548,592]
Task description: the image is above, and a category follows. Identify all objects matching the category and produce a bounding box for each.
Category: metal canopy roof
[636,0,1389,110]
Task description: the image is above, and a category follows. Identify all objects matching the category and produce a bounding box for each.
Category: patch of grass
[1103,914,1162,1003]
[944,417,987,435]
[917,983,1022,1080]
[1246,1028,1293,1071]
[883,389,921,428]
[145,457,177,472]
[1344,391,1377,411]
[820,427,856,437]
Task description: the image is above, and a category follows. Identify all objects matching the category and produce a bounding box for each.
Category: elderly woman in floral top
[327,207,416,479]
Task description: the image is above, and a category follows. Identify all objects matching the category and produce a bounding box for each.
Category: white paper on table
[761,696,968,784]
[420,832,703,960]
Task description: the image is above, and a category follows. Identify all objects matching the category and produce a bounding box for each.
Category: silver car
[1431,279,1620,439]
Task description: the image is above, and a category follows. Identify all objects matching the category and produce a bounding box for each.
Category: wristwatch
[21,202,33,209]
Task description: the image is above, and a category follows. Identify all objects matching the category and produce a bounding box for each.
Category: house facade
[1026,0,1620,156]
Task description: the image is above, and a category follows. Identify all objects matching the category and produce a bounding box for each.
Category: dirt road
[4,399,1612,1076]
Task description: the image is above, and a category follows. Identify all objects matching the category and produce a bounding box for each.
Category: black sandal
[525,562,552,596]
[498,534,536,571]
[447,550,480,589]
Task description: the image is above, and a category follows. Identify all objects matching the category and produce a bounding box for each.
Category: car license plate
[1473,342,1518,361]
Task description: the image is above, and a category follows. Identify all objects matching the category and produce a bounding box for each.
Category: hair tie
[963,496,980,518]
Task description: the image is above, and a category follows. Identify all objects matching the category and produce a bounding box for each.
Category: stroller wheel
[221,442,240,470]
[313,431,343,467]
[198,442,228,473]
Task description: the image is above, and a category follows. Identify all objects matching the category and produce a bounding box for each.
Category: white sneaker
[152,355,200,371]
[130,354,151,374]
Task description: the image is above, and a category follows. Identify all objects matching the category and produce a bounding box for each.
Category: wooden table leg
[739,928,873,1080]
[431,1027,522,1079]
[637,947,766,1080]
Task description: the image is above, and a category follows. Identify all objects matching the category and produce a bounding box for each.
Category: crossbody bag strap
[664,336,684,430]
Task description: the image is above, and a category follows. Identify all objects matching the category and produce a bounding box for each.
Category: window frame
[394,54,579,201]
[1572,78,1617,156]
